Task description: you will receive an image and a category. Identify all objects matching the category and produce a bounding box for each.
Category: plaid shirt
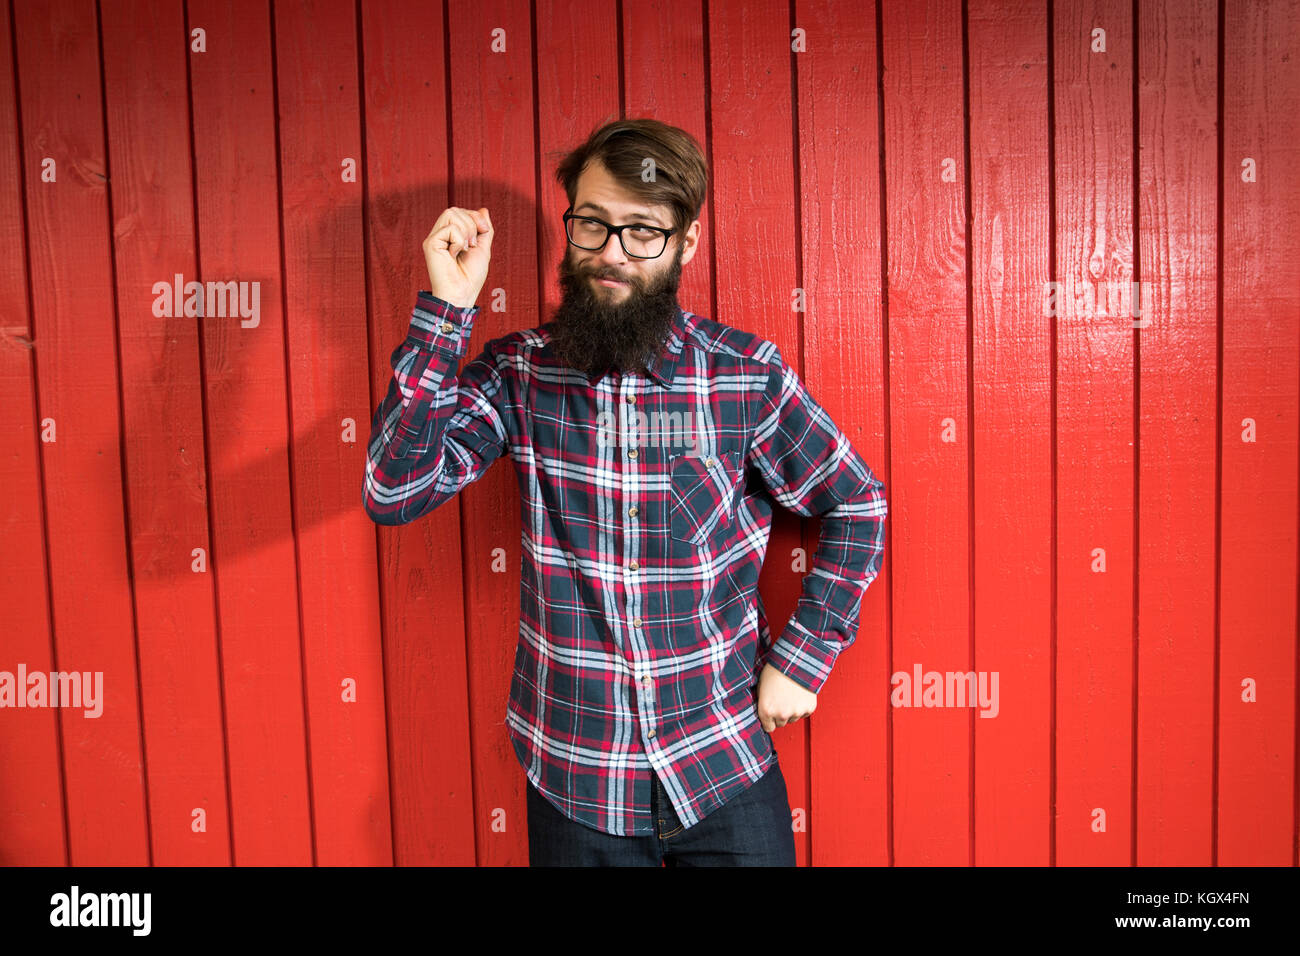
[363,291,887,836]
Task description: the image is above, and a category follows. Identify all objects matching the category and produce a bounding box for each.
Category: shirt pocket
[668,449,742,548]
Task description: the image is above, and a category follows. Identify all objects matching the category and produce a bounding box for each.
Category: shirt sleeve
[362,290,511,525]
[746,344,888,694]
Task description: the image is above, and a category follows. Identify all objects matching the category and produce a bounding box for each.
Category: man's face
[547,160,699,377]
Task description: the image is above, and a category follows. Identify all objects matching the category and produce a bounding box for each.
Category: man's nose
[597,233,629,267]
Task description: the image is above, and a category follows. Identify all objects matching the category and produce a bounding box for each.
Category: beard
[546,243,684,377]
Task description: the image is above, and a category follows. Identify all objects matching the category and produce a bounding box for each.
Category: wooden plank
[273,0,392,865]
[99,0,232,864]
[967,0,1053,864]
[12,0,149,864]
[446,0,537,867]
[360,0,477,866]
[1052,0,1136,865]
[1218,0,1300,866]
[793,0,891,866]
[881,0,971,865]
[0,0,66,867]
[707,0,808,864]
[1134,0,1219,865]
[187,0,312,864]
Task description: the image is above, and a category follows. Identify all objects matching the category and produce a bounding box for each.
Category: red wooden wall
[1,0,1296,867]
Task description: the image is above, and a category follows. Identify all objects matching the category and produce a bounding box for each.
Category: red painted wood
[12,0,150,864]
[707,0,812,865]
[794,0,892,866]
[0,0,66,867]
[446,0,537,867]
[1053,0,1137,866]
[968,0,1053,864]
[882,0,971,865]
[273,0,393,866]
[1218,0,1299,866]
[187,0,312,864]
[99,0,232,864]
[360,0,478,866]
[1134,0,1219,865]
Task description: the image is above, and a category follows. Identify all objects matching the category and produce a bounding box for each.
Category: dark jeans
[525,757,797,866]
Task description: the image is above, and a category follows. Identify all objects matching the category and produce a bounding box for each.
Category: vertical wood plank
[793,0,892,866]
[967,0,1054,865]
[1218,0,1300,865]
[274,0,393,866]
[1052,0,1137,865]
[187,0,312,864]
[12,0,149,864]
[0,0,66,868]
[707,0,809,865]
[1134,0,1219,865]
[360,0,477,866]
[446,0,537,866]
[100,0,232,864]
[881,0,971,865]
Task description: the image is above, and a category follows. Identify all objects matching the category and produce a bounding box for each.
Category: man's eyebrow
[573,201,668,228]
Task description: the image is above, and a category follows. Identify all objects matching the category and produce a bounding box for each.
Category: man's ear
[679,219,702,266]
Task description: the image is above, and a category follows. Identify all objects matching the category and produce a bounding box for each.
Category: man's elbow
[361,477,415,526]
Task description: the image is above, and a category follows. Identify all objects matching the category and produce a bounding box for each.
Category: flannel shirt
[363,290,887,836]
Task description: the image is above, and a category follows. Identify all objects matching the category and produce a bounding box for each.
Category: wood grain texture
[1218,0,1300,866]
[1053,0,1137,866]
[882,0,971,866]
[968,0,1053,866]
[361,0,478,868]
[100,0,232,865]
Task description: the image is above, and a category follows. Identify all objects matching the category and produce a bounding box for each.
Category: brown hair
[554,117,708,236]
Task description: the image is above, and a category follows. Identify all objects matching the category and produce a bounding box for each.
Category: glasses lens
[621,226,667,258]
[567,217,607,250]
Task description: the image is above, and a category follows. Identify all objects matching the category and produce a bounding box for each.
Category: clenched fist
[423,206,493,309]
[757,663,817,733]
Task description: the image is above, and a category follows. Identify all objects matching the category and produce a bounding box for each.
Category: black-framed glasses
[562,206,677,259]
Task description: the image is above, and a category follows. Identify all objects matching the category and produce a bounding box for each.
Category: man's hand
[423,206,493,308]
[756,662,817,732]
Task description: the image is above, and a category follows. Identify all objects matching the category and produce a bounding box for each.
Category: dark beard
[546,244,684,377]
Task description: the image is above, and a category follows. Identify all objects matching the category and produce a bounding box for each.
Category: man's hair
[554,118,708,236]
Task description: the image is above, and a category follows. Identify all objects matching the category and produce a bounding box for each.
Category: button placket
[620,377,656,745]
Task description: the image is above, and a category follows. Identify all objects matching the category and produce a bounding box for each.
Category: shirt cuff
[764,620,840,694]
[409,290,479,356]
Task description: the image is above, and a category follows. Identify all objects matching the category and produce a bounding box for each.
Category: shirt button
[628,449,638,459]
[626,394,636,404]
[633,618,642,628]
[704,457,714,467]
[647,728,656,738]
[629,560,639,571]
[440,321,453,333]
[628,506,638,518]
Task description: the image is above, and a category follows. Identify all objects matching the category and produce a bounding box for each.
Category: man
[363,118,887,866]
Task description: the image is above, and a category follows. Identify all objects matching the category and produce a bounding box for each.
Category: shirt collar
[579,304,689,389]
